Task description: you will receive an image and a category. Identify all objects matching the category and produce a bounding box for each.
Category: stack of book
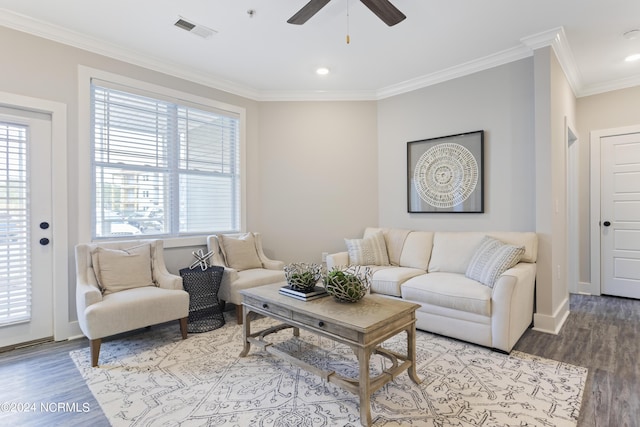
[279,285,329,301]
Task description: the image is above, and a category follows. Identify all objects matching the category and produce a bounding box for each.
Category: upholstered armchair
[75,239,189,367]
[207,232,285,324]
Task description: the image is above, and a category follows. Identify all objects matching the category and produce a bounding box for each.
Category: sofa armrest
[216,266,239,304]
[155,270,184,290]
[222,266,239,283]
[76,269,103,311]
[253,232,284,271]
[490,262,537,352]
[263,259,285,270]
[326,251,349,269]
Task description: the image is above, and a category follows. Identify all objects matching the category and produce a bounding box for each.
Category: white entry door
[0,108,53,348]
[601,132,640,298]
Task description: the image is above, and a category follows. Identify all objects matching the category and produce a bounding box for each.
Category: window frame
[79,67,246,248]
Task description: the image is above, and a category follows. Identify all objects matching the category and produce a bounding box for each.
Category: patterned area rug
[70,315,587,426]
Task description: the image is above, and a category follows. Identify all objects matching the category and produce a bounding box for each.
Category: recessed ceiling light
[316,67,330,76]
[625,53,640,62]
[623,29,640,40]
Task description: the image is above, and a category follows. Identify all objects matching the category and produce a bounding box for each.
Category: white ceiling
[1,0,639,100]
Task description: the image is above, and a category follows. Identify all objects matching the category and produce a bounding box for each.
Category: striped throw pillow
[345,231,390,266]
[465,236,525,287]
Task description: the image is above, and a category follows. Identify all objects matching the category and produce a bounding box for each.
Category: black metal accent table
[179,266,225,333]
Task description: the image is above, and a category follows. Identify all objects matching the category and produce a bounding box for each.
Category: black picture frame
[407,130,484,213]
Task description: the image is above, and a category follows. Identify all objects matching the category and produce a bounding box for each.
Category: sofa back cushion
[428,232,484,273]
[91,243,155,295]
[218,232,263,271]
[428,231,538,274]
[398,231,434,270]
[485,232,537,263]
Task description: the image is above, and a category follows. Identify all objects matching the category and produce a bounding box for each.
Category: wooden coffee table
[239,283,422,427]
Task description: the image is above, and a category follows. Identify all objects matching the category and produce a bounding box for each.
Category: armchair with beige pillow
[75,239,189,367]
[206,232,285,324]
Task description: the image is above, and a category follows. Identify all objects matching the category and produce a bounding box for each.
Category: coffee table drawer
[244,296,291,319]
[292,312,359,341]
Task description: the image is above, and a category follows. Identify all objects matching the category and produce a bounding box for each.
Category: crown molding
[578,74,640,97]
[255,90,378,102]
[375,44,533,99]
[520,26,583,96]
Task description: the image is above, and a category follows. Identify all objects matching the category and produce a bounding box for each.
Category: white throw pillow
[91,244,155,295]
[219,233,263,271]
[465,236,525,287]
[345,231,390,266]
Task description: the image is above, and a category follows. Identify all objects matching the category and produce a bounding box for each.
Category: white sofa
[326,228,538,352]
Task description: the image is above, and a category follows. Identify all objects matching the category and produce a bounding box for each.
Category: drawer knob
[318,321,325,327]
[262,303,268,309]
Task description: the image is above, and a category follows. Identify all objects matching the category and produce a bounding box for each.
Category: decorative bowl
[323,265,372,303]
[284,262,322,292]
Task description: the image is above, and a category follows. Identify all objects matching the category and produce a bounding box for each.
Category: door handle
[602,221,611,227]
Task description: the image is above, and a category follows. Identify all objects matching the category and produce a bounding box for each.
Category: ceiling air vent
[174,17,217,39]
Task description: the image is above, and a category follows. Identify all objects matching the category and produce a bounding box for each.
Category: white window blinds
[91,81,241,238]
[0,122,30,326]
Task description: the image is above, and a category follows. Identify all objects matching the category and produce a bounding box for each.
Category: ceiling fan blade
[360,0,406,26]
[287,0,332,25]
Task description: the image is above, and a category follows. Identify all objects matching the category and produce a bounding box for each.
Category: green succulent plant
[284,263,321,291]
[323,266,371,302]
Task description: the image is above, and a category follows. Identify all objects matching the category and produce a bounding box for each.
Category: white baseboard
[532,296,570,335]
[63,320,83,341]
[575,281,594,295]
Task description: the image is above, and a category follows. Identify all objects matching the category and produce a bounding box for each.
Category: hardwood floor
[515,294,640,427]
[0,294,638,426]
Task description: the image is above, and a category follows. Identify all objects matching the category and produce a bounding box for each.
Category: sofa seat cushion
[216,268,285,305]
[369,266,426,297]
[236,268,286,290]
[84,287,189,339]
[401,272,491,316]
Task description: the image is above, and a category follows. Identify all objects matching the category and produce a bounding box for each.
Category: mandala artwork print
[413,142,479,208]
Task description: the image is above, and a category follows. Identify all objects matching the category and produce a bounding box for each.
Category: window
[0,121,30,326]
[91,80,241,239]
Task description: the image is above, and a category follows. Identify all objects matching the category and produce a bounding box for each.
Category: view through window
[91,81,241,239]
[0,121,30,326]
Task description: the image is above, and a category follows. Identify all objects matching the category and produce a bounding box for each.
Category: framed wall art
[407,130,484,213]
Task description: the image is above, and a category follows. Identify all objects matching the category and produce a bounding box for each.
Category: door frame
[566,119,581,294]
[590,124,640,296]
[0,91,68,340]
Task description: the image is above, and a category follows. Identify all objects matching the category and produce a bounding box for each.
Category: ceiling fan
[287,0,406,27]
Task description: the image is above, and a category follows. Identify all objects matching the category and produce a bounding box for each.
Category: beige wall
[576,86,640,283]
[377,58,536,232]
[256,101,379,263]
